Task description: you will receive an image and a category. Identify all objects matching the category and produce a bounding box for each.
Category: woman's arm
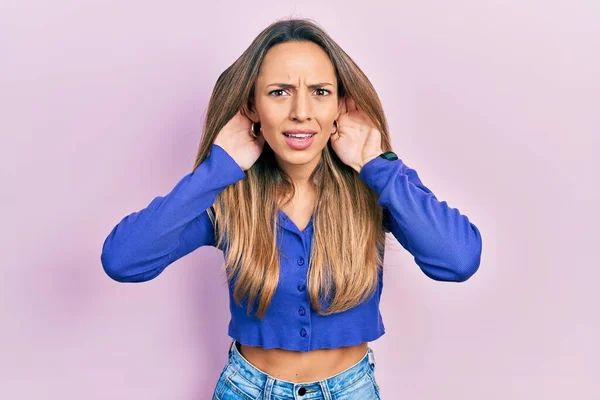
[100,144,246,283]
[359,156,482,282]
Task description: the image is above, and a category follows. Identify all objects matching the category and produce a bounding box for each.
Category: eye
[315,88,331,96]
[268,89,287,97]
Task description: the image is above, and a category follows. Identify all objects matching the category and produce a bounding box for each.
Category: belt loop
[319,380,332,400]
[228,340,236,357]
[263,376,275,399]
[367,347,376,371]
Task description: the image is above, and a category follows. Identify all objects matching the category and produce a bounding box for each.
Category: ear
[241,97,259,123]
[336,96,346,119]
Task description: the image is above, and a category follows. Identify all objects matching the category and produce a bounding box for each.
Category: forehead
[257,41,336,82]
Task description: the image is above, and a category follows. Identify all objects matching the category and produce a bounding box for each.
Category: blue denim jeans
[212,340,382,400]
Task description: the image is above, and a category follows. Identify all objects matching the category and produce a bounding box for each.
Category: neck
[276,153,321,188]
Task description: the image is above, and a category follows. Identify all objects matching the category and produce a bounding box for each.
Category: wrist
[355,151,384,173]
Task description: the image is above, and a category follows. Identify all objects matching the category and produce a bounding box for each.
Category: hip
[212,340,382,400]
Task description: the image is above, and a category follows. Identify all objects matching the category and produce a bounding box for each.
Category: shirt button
[300,328,307,337]
[297,257,305,266]
[298,306,306,316]
[297,283,306,292]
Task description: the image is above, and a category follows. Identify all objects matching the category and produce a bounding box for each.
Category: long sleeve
[101,144,246,283]
[359,156,482,282]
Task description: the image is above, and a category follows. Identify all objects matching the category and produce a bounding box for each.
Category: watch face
[380,151,398,161]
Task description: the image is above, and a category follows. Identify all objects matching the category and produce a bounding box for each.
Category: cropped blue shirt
[101,144,482,351]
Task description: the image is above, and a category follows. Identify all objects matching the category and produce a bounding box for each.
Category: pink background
[2,1,598,398]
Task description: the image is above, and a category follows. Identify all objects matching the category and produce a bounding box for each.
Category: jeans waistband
[226,340,376,399]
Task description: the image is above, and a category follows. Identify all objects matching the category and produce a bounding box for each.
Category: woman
[101,18,482,399]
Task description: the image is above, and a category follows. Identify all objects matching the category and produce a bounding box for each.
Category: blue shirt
[101,144,482,351]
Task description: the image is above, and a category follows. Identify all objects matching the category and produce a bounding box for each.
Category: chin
[265,132,329,166]
[277,149,319,165]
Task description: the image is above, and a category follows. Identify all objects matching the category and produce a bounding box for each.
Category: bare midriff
[237,342,369,382]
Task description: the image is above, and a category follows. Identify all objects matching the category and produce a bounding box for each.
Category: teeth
[285,133,314,138]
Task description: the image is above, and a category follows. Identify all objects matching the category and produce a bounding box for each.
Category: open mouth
[282,130,317,150]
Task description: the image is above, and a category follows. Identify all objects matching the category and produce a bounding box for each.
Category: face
[248,41,342,174]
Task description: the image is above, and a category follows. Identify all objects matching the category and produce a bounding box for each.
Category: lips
[282,129,317,150]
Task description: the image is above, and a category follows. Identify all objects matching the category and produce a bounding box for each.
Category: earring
[250,122,261,138]
[331,120,338,135]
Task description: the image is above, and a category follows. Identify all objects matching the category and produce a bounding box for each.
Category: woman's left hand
[330,96,384,173]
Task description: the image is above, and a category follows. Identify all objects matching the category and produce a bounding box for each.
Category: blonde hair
[193,18,393,319]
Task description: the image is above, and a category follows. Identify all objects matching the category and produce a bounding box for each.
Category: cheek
[318,115,337,137]
[316,103,338,123]
[255,105,285,135]
[260,124,284,148]
[315,125,333,148]
[255,117,279,142]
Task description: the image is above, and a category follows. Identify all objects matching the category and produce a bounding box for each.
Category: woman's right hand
[213,110,265,171]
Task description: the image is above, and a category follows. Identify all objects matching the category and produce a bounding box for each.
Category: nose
[289,90,312,122]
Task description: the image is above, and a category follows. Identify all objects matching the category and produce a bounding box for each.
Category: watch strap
[378,151,398,161]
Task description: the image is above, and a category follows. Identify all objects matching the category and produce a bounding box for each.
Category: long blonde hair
[193,18,393,319]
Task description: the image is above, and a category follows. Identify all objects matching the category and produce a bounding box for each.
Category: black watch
[378,151,398,161]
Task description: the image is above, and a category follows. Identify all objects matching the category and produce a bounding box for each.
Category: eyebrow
[266,82,334,89]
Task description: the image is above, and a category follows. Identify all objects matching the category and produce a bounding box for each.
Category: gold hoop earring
[250,122,261,138]
[331,120,338,135]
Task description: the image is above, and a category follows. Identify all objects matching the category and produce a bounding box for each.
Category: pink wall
[2,1,598,398]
